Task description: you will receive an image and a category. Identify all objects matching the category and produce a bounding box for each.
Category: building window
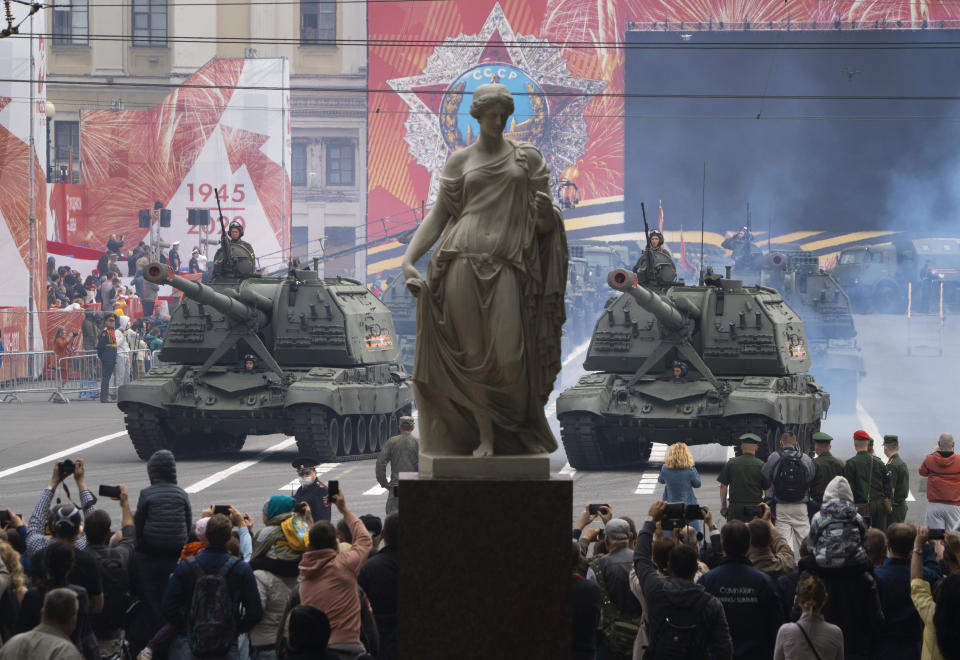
[132,0,167,46]
[291,226,309,259]
[54,121,81,184]
[300,1,335,45]
[292,141,307,187]
[52,0,88,45]
[325,141,354,187]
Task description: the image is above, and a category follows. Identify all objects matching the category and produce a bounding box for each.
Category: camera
[662,503,704,531]
[58,459,75,480]
[929,529,946,541]
[213,505,230,516]
[589,503,610,515]
[743,504,764,520]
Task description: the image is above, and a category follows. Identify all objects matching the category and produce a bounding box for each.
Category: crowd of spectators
[573,431,960,660]
[0,451,393,660]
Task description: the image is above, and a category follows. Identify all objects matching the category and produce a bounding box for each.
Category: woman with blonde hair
[658,442,702,530]
[774,574,843,659]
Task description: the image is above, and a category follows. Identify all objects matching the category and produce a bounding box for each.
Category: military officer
[96,314,118,403]
[844,430,891,529]
[884,435,910,524]
[376,416,419,515]
[810,432,845,513]
[292,456,331,522]
[718,433,770,522]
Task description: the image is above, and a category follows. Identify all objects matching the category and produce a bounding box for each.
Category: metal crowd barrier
[0,350,61,403]
[54,348,151,404]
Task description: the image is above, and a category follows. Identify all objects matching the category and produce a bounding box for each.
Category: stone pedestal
[418,452,551,480]
[398,472,573,659]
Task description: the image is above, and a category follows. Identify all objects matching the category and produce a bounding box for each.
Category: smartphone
[327,480,339,499]
[929,529,946,541]
[0,511,9,526]
[213,505,230,516]
[392,485,399,498]
[589,503,610,515]
[98,485,121,499]
[743,505,764,519]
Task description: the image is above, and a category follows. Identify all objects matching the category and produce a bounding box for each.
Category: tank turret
[556,268,829,470]
[118,261,412,462]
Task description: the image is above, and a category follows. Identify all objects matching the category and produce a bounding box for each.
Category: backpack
[774,451,808,503]
[590,558,642,654]
[92,551,131,634]
[812,500,867,567]
[186,555,239,658]
[643,590,712,660]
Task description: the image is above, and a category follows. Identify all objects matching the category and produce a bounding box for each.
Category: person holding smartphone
[291,456,331,523]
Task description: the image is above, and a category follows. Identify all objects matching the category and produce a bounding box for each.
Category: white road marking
[634,470,662,495]
[278,463,340,492]
[726,446,735,460]
[0,431,128,479]
[185,437,297,494]
[560,462,576,476]
[907,490,916,502]
[363,485,388,496]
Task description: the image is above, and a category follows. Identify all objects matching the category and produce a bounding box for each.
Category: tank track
[291,404,414,463]
[559,414,653,471]
[124,404,174,460]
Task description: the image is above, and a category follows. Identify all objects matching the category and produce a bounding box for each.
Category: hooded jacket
[134,450,192,555]
[807,476,868,568]
[298,511,372,647]
[633,520,732,659]
[919,451,960,505]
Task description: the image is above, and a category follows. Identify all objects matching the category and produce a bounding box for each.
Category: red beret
[853,430,872,441]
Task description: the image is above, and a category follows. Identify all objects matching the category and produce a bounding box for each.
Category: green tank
[556,267,830,470]
[763,247,864,412]
[118,257,413,461]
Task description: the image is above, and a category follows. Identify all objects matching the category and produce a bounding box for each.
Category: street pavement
[0,313,953,532]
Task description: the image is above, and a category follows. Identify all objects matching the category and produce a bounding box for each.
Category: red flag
[658,200,664,233]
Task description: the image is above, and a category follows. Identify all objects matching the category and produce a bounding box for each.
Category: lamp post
[45,101,55,182]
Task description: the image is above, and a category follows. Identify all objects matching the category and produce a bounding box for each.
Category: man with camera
[26,459,105,618]
[634,501,732,659]
[586,517,642,660]
[717,433,770,523]
[25,459,97,558]
[761,429,816,557]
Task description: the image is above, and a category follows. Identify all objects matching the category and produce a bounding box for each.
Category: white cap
[172,240,180,246]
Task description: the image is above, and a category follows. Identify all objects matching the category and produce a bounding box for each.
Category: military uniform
[885,435,910,524]
[844,450,891,529]
[290,456,331,522]
[96,324,117,403]
[376,418,419,515]
[811,452,846,505]
[718,440,770,522]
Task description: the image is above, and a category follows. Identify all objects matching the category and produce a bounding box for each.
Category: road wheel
[341,416,354,456]
[355,416,367,455]
[290,405,335,462]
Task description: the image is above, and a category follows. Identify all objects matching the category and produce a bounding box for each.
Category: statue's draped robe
[410,140,567,455]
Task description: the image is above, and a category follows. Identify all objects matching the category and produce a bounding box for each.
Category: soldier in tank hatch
[292,456,331,522]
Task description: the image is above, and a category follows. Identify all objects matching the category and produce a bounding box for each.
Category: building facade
[47,0,367,279]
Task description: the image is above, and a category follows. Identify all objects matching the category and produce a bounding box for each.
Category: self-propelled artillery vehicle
[556,267,830,470]
[118,240,412,461]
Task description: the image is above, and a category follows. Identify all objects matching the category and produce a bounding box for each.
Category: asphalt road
[0,313,952,532]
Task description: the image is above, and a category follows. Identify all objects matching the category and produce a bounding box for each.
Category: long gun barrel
[144,262,268,325]
[608,268,696,331]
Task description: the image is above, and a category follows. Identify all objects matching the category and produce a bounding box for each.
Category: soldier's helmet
[228,220,244,238]
[648,230,664,247]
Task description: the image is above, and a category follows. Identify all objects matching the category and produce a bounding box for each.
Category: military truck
[118,244,412,461]
[557,267,829,470]
[833,238,960,313]
[762,247,864,411]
